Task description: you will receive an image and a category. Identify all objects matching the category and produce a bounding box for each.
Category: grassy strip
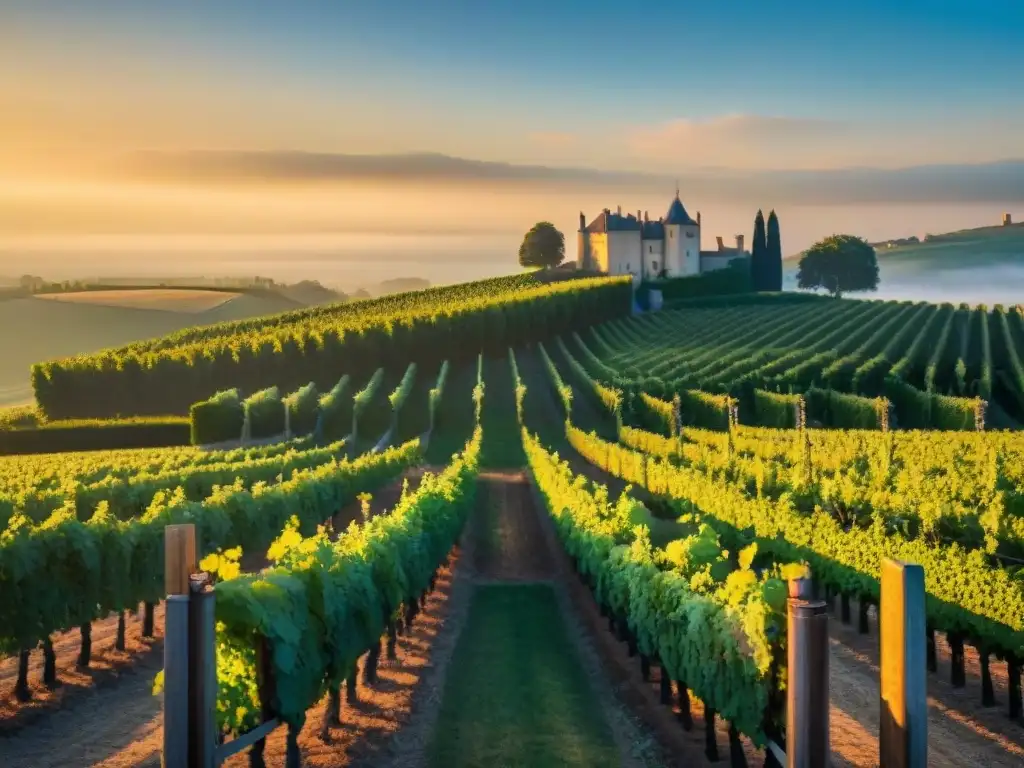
[428,584,621,768]
[353,369,401,453]
[425,361,477,465]
[395,362,434,444]
[480,354,525,468]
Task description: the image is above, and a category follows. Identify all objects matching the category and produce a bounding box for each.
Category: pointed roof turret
[665,193,697,226]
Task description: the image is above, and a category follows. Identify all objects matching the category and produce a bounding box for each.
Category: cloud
[93,148,1024,205]
[527,131,578,149]
[624,114,851,170]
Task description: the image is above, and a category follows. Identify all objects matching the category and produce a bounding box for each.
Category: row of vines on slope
[33,276,632,419]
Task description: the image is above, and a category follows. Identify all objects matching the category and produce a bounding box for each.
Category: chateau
[577,193,748,281]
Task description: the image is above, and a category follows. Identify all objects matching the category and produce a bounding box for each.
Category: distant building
[1004,213,1013,226]
[577,193,749,282]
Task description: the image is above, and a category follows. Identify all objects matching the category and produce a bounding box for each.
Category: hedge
[190,389,244,445]
[317,375,352,442]
[283,382,319,436]
[243,387,285,440]
[805,387,888,430]
[0,417,190,456]
[752,389,803,428]
[661,291,826,311]
[641,258,751,309]
[883,377,982,430]
[932,393,984,431]
[676,389,734,430]
[0,405,40,431]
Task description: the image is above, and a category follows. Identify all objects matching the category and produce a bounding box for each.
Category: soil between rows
[0,467,430,764]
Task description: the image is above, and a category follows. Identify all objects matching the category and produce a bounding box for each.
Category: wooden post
[165,524,197,597]
[163,524,196,768]
[879,559,927,768]
[787,583,829,767]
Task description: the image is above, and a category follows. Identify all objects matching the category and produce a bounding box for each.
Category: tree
[751,210,768,290]
[766,209,783,291]
[796,234,879,298]
[518,221,565,269]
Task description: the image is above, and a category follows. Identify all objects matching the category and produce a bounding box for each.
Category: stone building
[577,192,748,281]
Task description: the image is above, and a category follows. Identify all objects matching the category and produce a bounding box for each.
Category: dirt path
[0,605,165,737]
[422,473,659,768]
[0,640,164,768]
[826,604,1024,768]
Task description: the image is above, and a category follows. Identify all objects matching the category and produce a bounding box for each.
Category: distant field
[785,224,1024,266]
[0,291,306,407]
[784,225,1024,305]
[33,288,240,313]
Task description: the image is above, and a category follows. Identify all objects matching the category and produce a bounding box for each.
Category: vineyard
[2,277,1024,768]
[581,296,1020,430]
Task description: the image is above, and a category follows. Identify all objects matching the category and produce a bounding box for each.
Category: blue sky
[4,0,1024,173]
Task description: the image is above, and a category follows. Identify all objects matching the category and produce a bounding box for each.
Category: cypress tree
[752,210,768,291]
[766,209,783,291]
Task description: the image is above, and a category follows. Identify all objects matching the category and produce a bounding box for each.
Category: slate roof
[665,195,698,226]
[586,210,642,233]
[642,220,665,239]
[585,195,696,236]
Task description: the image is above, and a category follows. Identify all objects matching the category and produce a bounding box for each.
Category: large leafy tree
[766,210,783,291]
[751,210,768,290]
[797,234,879,298]
[518,222,565,269]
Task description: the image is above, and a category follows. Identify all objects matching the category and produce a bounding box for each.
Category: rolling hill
[783,222,1024,305]
[785,221,1024,265]
[0,290,314,408]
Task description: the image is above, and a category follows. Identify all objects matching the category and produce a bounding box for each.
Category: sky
[4,0,1024,174]
[1,1,1023,268]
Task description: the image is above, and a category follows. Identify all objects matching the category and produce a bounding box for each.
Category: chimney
[716,236,724,250]
[644,210,649,222]
[736,234,745,252]
[616,205,622,216]
[637,210,642,222]
[579,212,586,231]
[697,211,702,226]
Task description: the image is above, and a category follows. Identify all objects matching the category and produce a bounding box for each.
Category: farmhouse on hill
[577,192,749,281]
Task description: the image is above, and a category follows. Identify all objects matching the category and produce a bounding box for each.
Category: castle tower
[662,191,700,277]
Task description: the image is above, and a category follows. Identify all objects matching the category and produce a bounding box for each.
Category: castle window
[648,245,653,253]
[652,260,659,272]
[669,230,673,239]
[686,231,695,238]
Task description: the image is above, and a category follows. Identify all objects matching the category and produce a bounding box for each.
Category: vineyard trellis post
[162,524,286,768]
[163,524,197,768]
[786,577,829,767]
[879,559,928,768]
[189,571,217,768]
